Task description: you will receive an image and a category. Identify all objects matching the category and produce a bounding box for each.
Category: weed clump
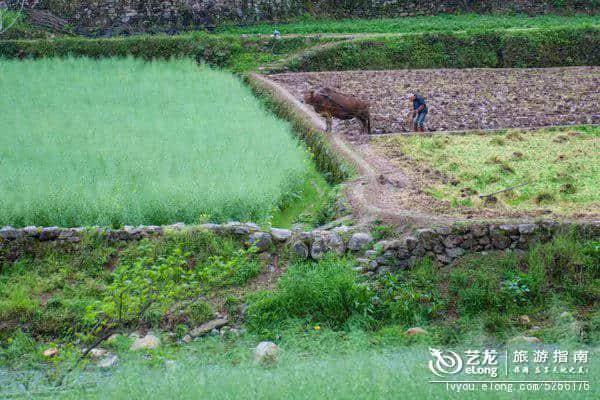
[507,132,525,141]
[246,255,372,333]
[553,135,569,143]
[487,155,514,174]
[534,192,555,204]
[371,220,397,241]
[490,137,506,146]
[560,183,577,194]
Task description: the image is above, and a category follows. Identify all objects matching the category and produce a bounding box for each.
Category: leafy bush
[246,255,373,332]
[449,234,599,316]
[83,246,201,332]
[373,258,446,327]
[197,248,262,288]
[500,275,531,305]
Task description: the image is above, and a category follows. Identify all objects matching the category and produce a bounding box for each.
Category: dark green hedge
[287,26,600,71]
[502,26,600,67]
[0,34,320,71]
[1,27,597,72]
[0,35,198,59]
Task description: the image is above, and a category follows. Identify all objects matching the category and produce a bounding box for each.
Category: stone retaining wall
[2,220,599,273]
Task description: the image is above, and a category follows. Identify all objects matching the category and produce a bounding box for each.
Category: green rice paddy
[0,57,315,227]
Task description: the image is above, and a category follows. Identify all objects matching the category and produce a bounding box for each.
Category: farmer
[410,93,428,132]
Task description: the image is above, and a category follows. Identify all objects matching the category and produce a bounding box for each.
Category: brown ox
[303,87,371,135]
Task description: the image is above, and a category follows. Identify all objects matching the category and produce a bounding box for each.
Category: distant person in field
[409,93,428,132]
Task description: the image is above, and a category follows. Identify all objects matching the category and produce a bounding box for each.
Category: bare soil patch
[269,67,600,134]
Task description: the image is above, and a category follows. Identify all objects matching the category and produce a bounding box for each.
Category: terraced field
[0,58,317,227]
[270,67,600,134]
[373,126,600,218]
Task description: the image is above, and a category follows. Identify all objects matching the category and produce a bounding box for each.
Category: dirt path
[247,26,600,41]
[267,39,351,73]
[251,73,458,229]
[251,72,600,229]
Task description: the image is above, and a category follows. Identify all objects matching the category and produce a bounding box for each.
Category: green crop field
[218,13,600,35]
[0,57,315,227]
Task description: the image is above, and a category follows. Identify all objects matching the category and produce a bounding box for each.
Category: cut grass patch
[0,57,315,227]
[389,127,600,215]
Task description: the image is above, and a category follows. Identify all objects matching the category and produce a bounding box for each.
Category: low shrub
[373,257,446,327]
[245,255,373,333]
[449,234,599,316]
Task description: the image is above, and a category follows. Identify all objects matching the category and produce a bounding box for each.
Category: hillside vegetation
[0,9,599,400]
[0,231,598,397]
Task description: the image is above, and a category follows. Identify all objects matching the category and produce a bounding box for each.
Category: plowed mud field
[269,67,600,135]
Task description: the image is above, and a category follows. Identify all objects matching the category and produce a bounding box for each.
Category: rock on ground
[292,241,309,259]
[254,341,279,363]
[97,354,118,368]
[405,327,428,335]
[270,228,292,242]
[190,318,229,337]
[248,232,273,252]
[43,348,58,357]
[130,334,161,351]
[311,231,345,259]
[88,348,108,358]
[510,336,541,344]
[106,333,121,343]
[519,315,531,326]
[348,232,374,251]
